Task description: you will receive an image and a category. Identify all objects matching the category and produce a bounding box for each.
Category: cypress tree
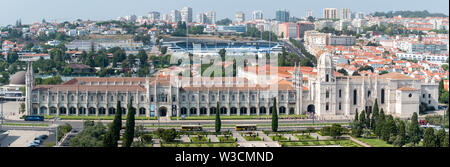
[381,115,396,142]
[443,134,449,147]
[423,127,436,147]
[354,110,359,121]
[359,110,366,128]
[409,112,421,145]
[123,99,136,147]
[215,102,221,133]
[113,101,122,142]
[436,129,446,147]
[375,109,385,137]
[272,97,278,132]
[103,101,122,147]
[372,99,379,130]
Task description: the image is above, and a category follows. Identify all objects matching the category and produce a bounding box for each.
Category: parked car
[38,135,48,140]
[32,140,41,145]
[28,143,39,147]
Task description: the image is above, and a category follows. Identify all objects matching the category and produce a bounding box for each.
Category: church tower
[25,62,34,115]
[293,63,303,114]
[316,52,336,116]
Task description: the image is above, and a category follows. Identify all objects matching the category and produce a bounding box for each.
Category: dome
[318,52,333,68]
[9,71,26,85]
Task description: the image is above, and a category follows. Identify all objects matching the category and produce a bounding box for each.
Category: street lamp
[54,116,59,147]
[0,97,3,130]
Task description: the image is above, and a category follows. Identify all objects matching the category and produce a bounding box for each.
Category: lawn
[270,135,289,141]
[243,135,263,141]
[218,136,236,142]
[189,136,209,142]
[281,140,361,147]
[3,123,49,127]
[356,137,393,147]
[295,135,315,141]
[161,143,237,147]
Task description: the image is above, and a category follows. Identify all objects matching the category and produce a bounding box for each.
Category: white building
[27,53,438,119]
[323,8,338,20]
[252,10,264,20]
[340,8,351,20]
[180,7,193,23]
[235,11,245,23]
[170,10,181,23]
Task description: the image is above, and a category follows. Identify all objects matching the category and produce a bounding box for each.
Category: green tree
[375,109,386,138]
[393,121,406,147]
[436,129,446,147]
[408,112,421,145]
[371,99,379,130]
[354,110,359,121]
[359,110,366,128]
[70,122,106,147]
[337,69,348,76]
[123,99,136,147]
[423,127,436,147]
[272,97,278,132]
[161,128,178,142]
[215,102,221,133]
[443,133,449,147]
[103,101,122,147]
[381,115,397,142]
[330,123,343,139]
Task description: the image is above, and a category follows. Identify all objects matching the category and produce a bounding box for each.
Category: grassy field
[243,135,263,141]
[161,143,237,147]
[356,137,393,147]
[218,136,236,142]
[281,140,361,147]
[3,123,49,127]
[295,135,315,141]
[270,135,289,141]
[189,136,209,142]
[44,115,157,120]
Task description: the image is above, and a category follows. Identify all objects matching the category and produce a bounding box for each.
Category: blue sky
[1,0,448,26]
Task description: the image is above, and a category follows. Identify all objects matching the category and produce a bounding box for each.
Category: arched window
[339,102,341,110]
[326,102,329,111]
[353,89,357,105]
[208,107,215,115]
[279,107,286,114]
[326,90,329,98]
[339,89,342,98]
[139,108,146,115]
[259,107,267,114]
[326,74,329,82]
[250,107,257,115]
[230,107,237,115]
[190,107,197,115]
[180,107,187,115]
[240,107,247,115]
[289,108,294,114]
[220,107,227,115]
[381,89,385,104]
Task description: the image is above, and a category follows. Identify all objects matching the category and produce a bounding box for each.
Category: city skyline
[1,0,449,26]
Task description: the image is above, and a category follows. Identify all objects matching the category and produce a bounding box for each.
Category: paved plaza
[0,130,49,147]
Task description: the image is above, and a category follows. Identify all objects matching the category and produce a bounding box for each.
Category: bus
[235,124,257,131]
[24,115,44,121]
[180,125,203,131]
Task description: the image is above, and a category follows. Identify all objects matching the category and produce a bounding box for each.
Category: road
[281,40,304,58]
